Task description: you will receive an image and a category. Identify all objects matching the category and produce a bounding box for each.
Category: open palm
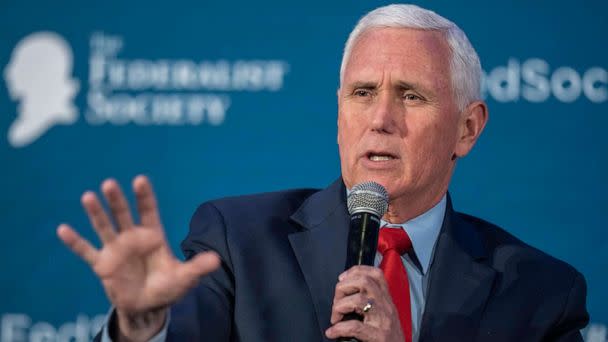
[57,176,219,330]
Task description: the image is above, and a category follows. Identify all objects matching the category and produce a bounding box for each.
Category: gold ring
[362,301,373,313]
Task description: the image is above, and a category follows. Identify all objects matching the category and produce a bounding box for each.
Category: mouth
[365,151,398,162]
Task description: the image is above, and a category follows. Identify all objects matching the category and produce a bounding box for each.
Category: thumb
[177,251,222,285]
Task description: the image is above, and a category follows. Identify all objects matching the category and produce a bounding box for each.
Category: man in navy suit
[58,4,589,342]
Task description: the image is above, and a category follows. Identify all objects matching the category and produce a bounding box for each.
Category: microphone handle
[344,211,380,268]
[337,211,381,342]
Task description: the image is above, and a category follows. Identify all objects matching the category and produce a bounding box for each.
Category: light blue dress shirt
[102,194,447,342]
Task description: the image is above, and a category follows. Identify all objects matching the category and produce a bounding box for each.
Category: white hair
[340,4,482,111]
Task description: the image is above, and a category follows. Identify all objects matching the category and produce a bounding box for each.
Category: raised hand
[57,175,220,341]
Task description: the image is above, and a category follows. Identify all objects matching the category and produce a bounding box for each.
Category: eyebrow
[395,81,432,95]
[347,80,431,95]
[347,81,377,90]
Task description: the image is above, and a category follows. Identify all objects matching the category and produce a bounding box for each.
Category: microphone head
[347,181,389,217]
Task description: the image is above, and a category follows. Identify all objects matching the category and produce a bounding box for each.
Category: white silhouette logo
[4,32,79,148]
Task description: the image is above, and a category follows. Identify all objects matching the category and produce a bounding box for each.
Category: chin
[350,175,394,195]
[345,165,406,190]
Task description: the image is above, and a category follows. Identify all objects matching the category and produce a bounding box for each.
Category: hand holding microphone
[326,182,405,342]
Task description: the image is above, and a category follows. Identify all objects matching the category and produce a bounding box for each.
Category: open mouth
[366,152,397,161]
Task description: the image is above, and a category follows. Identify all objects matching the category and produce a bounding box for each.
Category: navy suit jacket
[113,179,589,341]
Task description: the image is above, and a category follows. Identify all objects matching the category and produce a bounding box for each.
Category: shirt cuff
[100,307,171,342]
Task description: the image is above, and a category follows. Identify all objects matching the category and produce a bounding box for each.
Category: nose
[370,91,398,134]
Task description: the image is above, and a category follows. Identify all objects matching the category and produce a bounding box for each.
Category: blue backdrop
[1,1,606,341]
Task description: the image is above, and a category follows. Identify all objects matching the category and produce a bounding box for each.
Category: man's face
[338,27,462,205]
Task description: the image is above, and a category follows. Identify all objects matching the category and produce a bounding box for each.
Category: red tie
[378,227,413,342]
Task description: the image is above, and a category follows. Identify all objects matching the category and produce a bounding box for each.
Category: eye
[353,89,372,97]
[403,93,422,101]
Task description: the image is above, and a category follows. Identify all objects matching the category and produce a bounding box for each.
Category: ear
[453,101,488,158]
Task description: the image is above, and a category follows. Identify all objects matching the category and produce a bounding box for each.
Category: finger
[57,224,99,266]
[101,179,135,231]
[325,319,380,341]
[81,191,116,243]
[341,265,386,283]
[334,274,383,303]
[176,251,221,286]
[340,265,389,292]
[330,292,369,324]
[133,175,161,227]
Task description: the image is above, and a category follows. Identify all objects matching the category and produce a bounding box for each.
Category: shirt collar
[380,194,446,275]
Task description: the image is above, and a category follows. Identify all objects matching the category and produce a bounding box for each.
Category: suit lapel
[288,179,349,341]
[419,195,496,342]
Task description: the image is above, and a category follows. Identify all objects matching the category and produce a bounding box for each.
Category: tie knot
[378,227,412,256]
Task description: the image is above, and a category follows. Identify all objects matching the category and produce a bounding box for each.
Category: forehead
[343,27,452,88]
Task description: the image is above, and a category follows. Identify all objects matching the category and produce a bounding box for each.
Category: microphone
[338,181,389,342]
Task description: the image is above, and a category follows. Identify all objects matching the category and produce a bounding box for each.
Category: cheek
[403,119,457,167]
[337,122,355,172]
[337,116,359,154]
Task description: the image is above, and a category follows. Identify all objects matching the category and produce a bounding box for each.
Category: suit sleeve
[544,271,590,342]
[165,202,236,341]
